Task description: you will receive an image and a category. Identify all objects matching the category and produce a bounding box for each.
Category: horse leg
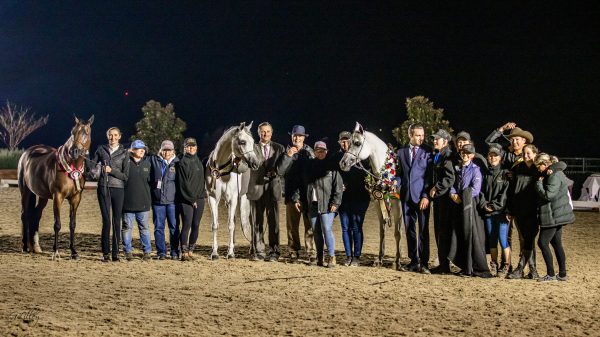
[374,207,385,267]
[51,194,65,261]
[33,198,49,254]
[20,187,35,253]
[226,193,238,259]
[207,193,221,260]
[391,200,403,269]
[68,194,82,260]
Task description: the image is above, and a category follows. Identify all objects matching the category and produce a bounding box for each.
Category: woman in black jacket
[176,138,206,261]
[91,127,129,262]
[534,154,575,282]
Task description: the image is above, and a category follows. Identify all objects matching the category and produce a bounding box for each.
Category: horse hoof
[210,254,220,260]
[51,252,61,261]
[226,254,235,260]
[33,245,43,254]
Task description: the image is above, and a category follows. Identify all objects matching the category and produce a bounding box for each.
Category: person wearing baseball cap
[149,139,180,260]
[334,130,370,267]
[283,125,316,263]
[296,140,343,268]
[177,137,206,261]
[480,143,511,277]
[429,129,455,274]
[122,139,153,261]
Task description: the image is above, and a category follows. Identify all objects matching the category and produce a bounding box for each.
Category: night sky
[1,1,599,157]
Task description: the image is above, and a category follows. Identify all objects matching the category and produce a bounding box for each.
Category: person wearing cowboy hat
[282,125,316,263]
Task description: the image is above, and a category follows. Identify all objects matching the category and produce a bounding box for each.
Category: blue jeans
[339,201,368,257]
[122,211,152,254]
[152,204,180,257]
[310,212,336,258]
[484,214,510,250]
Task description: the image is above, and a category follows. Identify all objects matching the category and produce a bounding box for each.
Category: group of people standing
[89,121,575,282]
[398,122,574,281]
[89,128,206,262]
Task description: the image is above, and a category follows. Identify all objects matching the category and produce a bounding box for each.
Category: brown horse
[18,116,94,260]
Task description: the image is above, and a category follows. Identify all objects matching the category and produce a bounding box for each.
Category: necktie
[263,144,269,159]
[411,146,417,163]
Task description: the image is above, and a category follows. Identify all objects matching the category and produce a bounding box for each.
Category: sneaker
[419,266,431,274]
[526,270,540,280]
[350,257,360,267]
[251,254,265,261]
[537,275,557,282]
[267,254,279,262]
[171,255,179,260]
[142,253,152,261]
[158,255,167,260]
[308,256,318,265]
[288,251,299,263]
[344,256,352,267]
[125,252,133,261]
[556,274,569,282]
[326,255,336,268]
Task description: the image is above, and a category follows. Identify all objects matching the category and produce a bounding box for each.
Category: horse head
[232,121,260,170]
[339,122,373,171]
[68,115,94,160]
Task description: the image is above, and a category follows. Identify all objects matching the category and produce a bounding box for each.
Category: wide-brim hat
[508,127,534,143]
[288,125,309,137]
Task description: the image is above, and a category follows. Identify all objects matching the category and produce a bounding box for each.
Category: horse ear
[74,115,81,124]
[246,121,253,130]
[88,115,95,125]
[354,122,364,134]
[238,121,246,130]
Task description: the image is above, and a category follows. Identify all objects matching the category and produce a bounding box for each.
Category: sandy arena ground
[0,186,599,336]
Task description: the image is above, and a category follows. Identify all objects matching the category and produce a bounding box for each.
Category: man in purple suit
[395,124,433,273]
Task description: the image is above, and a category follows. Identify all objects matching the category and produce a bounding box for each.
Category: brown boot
[326,255,336,268]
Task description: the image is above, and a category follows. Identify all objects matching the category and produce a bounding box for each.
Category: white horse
[205,122,260,259]
[339,122,404,268]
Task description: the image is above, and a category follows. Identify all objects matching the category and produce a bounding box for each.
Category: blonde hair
[534,153,552,166]
[106,127,121,136]
[524,144,538,155]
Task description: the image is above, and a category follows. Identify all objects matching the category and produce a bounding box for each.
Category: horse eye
[354,141,361,147]
[238,140,246,146]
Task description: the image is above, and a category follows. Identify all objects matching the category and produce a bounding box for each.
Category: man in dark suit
[396,124,433,273]
[247,122,295,261]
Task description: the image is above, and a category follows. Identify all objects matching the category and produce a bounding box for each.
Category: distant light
[379,129,383,132]
[124,91,129,96]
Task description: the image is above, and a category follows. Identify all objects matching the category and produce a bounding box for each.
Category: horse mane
[212,126,237,157]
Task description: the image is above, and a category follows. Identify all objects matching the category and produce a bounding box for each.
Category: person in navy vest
[395,124,433,273]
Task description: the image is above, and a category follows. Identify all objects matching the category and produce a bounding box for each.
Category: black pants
[514,214,539,251]
[250,194,280,256]
[433,194,454,268]
[97,187,124,257]
[179,199,205,253]
[538,225,567,277]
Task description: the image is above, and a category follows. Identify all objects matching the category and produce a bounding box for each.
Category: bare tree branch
[0,101,49,150]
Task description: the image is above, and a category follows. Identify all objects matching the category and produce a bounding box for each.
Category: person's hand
[547,169,553,175]
[429,187,437,198]
[330,205,337,212]
[294,202,302,212]
[193,202,198,208]
[484,205,493,212]
[538,176,544,181]
[507,214,513,221]
[450,194,461,204]
[499,122,516,132]
[104,166,112,173]
[287,146,299,157]
[419,197,429,210]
